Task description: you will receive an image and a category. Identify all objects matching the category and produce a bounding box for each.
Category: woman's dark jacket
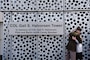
[66,32,82,52]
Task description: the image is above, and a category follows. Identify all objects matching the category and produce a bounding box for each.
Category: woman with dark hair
[75,27,82,60]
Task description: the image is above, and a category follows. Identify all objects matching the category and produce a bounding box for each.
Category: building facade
[0,0,90,60]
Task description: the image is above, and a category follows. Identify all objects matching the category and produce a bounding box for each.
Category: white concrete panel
[0,12,3,22]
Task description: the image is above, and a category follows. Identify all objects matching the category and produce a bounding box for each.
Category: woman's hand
[72,36,77,40]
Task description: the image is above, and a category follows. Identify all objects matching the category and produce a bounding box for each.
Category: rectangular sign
[8,22,64,35]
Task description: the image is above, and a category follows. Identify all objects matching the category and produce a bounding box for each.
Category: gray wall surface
[0,0,90,60]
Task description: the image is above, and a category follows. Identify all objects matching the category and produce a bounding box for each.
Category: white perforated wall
[3,12,65,60]
[0,0,90,60]
[64,11,90,60]
[65,0,90,10]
